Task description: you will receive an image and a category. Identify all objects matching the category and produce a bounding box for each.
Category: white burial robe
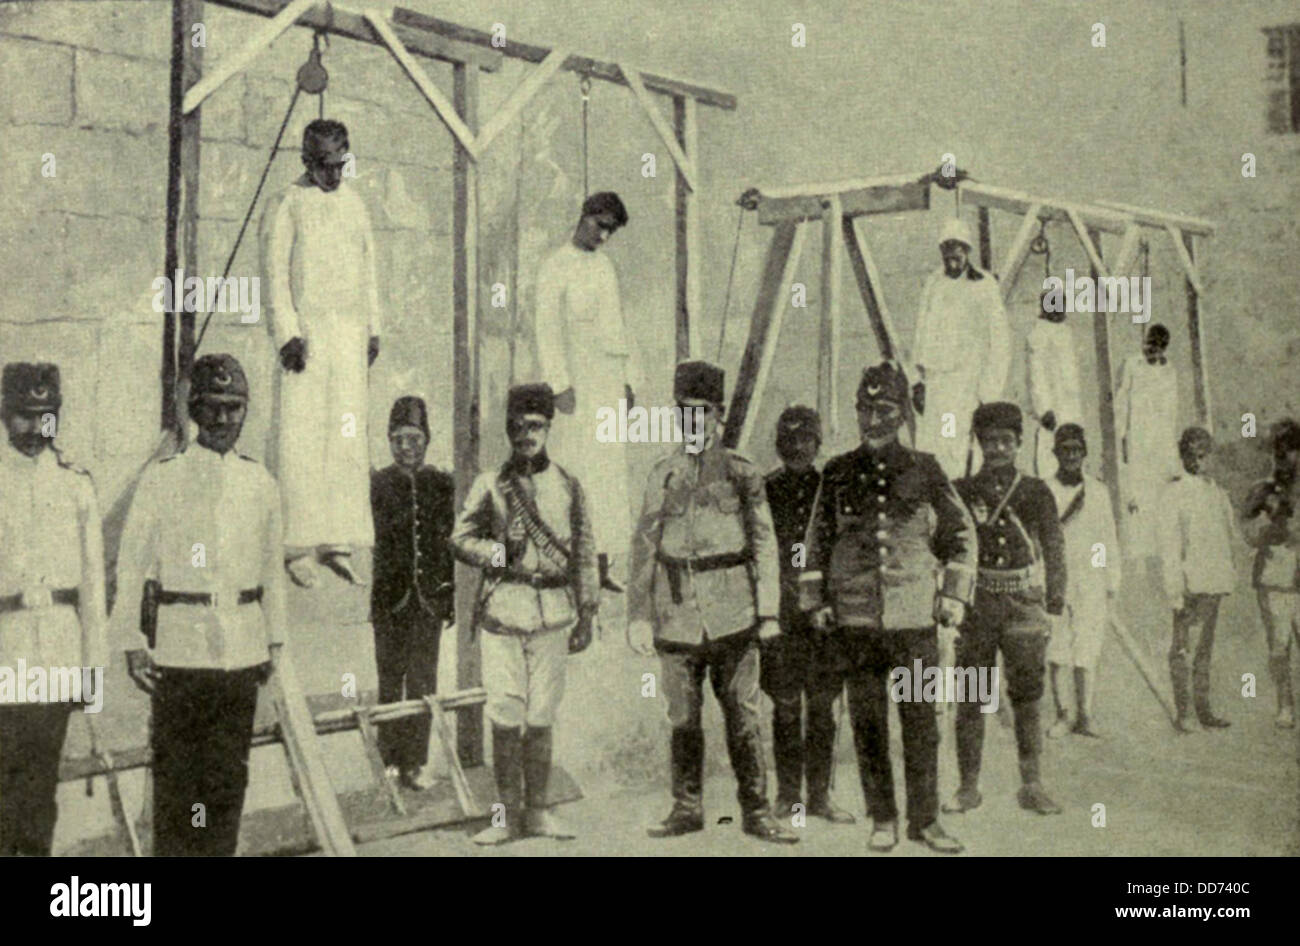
[1027,319,1084,477]
[1046,473,1121,670]
[534,243,644,565]
[261,177,380,549]
[911,266,1012,479]
[1114,354,1180,557]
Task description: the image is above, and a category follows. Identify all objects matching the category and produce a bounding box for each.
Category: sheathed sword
[1108,614,1179,729]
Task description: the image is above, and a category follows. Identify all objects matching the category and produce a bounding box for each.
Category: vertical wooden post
[1183,232,1212,432]
[163,0,204,432]
[673,95,700,361]
[977,205,993,271]
[452,61,483,768]
[818,196,842,439]
[1088,226,1123,535]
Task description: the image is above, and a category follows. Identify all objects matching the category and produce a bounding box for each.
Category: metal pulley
[297,32,329,95]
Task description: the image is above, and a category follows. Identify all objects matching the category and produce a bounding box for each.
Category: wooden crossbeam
[365,10,480,159]
[623,65,697,191]
[473,46,569,156]
[960,181,1135,236]
[754,173,929,199]
[724,221,806,452]
[998,202,1043,302]
[391,7,736,108]
[1095,198,1215,237]
[818,195,843,440]
[755,181,929,225]
[182,0,319,114]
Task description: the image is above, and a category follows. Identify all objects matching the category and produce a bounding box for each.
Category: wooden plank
[391,7,736,109]
[756,181,929,225]
[1088,226,1124,541]
[452,61,484,769]
[977,205,993,271]
[997,202,1043,302]
[424,695,481,817]
[1182,232,1212,431]
[176,0,203,427]
[755,173,929,199]
[842,216,916,446]
[271,652,357,856]
[366,11,480,160]
[723,221,800,451]
[960,180,1134,236]
[211,0,501,69]
[1165,223,1205,296]
[674,94,701,361]
[818,195,843,439]
[473,46,569,156]
[1095,198,1215,237]
[623,66,697,191]
[353,707,407,816]
[182,0,315,113]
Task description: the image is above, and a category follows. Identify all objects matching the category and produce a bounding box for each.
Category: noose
[579,74,592,199]
[195,35,327,353]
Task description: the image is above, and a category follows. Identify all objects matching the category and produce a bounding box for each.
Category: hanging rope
[579,75,592,199]
[1029,216,1052,282]
[715,192,756,362]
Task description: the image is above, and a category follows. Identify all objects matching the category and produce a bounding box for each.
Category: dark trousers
[0,704,72,856]
[954,590,1050,789]
[760,619,844,808]
[658,634,767,816]
[152,666,262,857]
[374,605,443,769]
[1170,593,1223,720]
[832,627,938,829]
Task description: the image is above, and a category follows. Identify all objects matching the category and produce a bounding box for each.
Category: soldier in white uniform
[533,192,643,591]
[1044,425,1120,738]
[1115,324,1181,560]
[261,119,381,588]
[1027,294,1084,478]
[0,363,107,856]
[115,354,287,856]
[911,218,1012,480]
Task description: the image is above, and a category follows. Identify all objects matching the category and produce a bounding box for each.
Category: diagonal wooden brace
[998,202,1043,302]
[353,706,407,816]
[474,47,570,156]
[366,9,480,160]
[1066,208,1110,278]
[622,64,698,191]
[1165,224,1204,295]
[423,695,481,817]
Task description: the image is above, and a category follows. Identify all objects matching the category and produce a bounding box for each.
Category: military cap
[855,361,910,407]
[1054,423,1086,450]
[776,405,821,446]
[188,353,249,404]
[1178,426,1213,454]
[972,401,1023,436]
[507,383,555,419]
[581,191,629,228]
[388,395,430,439]
[1272,418,1300,454]
[939,217,973,249]
[2,363,61,413]
[674,360,725,404]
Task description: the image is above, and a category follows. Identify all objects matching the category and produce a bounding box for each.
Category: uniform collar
[853,437,908,467]
[976,464,1019,489]
[502,450,550,477]
[190,443,241,464]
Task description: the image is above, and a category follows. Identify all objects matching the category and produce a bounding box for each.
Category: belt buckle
[529,574,544,589]
[22,587,52,609]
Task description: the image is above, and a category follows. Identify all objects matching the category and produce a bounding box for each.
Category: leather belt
[0,587,79,613]
[656,550,751,605]
[158,587,264,607]
[499,571,569,590]
[976,564,1041,595]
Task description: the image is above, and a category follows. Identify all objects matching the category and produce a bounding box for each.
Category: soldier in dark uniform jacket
[761,406,854,824]
[801,362,975,854]
[947,402,1066,817]
[370,396,455,790]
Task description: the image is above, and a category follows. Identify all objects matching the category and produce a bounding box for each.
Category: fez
[1273,418,1300,455]
[189,353,249,404]
[388,395,430,439]
[674,360,725,404]
[939,217,973,249]
[972,401,1023,436]
[581,191,629,228]
[507,383,555,420]
[1054,423,1086,451]
[776,405,821,447]
[1179,426,1213,454]
[1,363,61,413]
[855,361,910,407]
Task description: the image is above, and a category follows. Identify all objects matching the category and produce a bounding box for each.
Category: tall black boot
[1013,699,1060,815]
[648,728,705,837]
[523,726,574,839]
[474,724,522,845]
